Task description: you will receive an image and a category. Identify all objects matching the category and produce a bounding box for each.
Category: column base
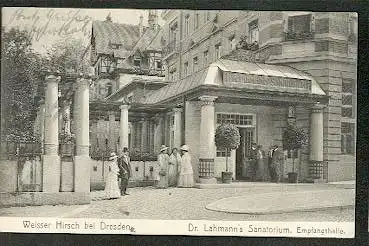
[74,155,91,192]
[199,177,217,184]
[42,155,60,193]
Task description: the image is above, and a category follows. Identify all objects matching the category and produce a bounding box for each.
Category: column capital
[45,73,61,83]
[199,95,217,106]
[173,107,183,113]
[311,103,326,113]
[120,104,130,110]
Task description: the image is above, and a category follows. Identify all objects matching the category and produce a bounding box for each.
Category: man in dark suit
[248,142,258,181]
[118,147,132,196]
[270,145,284,183]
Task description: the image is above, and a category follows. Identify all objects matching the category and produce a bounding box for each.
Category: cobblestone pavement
[0,185,355,221]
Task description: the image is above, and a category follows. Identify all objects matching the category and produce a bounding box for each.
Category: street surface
[0,185,355,222]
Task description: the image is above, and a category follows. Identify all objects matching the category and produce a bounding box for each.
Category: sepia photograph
[0,7,357,237]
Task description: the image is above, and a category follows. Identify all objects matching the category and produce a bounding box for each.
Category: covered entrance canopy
[138,59,327,108]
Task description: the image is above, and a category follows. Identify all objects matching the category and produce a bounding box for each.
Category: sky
[2,7,165,54]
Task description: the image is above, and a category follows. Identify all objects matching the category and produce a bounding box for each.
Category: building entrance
[235,128,254,180]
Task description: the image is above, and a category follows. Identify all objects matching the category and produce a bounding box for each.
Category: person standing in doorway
[256,145,267,181]
[248,142,258,181]
[270,145,284,183]
[118,147,131,196]
[168,148,181,187]
[157,145,170,188]
[178,145,194,188]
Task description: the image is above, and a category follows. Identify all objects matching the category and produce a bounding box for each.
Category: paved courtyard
[0,184,355,222]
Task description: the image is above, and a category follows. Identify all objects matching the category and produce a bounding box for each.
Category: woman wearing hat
[178,145,194,188]
[157,145,170,188]
[168,148,181,187]
[104,152,121,199]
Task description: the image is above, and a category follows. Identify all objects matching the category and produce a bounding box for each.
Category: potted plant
[282,124,307,183]
[215,123,241,183]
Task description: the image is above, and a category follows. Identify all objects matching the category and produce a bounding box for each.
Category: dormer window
[106,83,113,96]
[155,60,162,69]
[134,58,141,67]
[110,42,122,49]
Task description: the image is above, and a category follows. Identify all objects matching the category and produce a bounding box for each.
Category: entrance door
[235,128,254,180]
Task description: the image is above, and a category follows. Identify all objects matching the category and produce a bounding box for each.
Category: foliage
[1,27,44,140]
[282,125,308,151]
[215,123,240,172]
[215,123,241,150]
[130,148,157,161]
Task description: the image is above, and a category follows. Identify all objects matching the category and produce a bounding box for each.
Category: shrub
[215,123,240,172]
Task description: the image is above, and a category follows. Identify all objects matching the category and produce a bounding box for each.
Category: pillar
[173,107,183,149]
[309,103,325,181]
[119,104,130,153]
[108,111,116,152]
[74,76,91,192]
[42,73,61,192]
[63,100,72,135]
[141,119,148,152]
[154,114,164,153]
[198,96,217,184]
[39,99,46,150]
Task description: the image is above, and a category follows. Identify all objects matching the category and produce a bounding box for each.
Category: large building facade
[88,10,356,183]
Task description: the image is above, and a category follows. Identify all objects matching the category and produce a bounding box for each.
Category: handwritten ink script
[8,8,92,41]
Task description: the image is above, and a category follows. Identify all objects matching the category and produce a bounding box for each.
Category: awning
[139,59,326,105]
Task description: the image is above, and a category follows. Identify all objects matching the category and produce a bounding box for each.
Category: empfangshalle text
[9,219,352,237]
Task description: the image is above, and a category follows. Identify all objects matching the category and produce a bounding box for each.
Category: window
[185,15,190,36]
[110,43,121,49]
[287,14,312,34]
[216,113,254,126]
[184,61,188,76]
[229,35,237,50]
[169,21,178,52]
[216,113,255,157]
[193,56,198,72]
[248,20,259,43]
[106,83,113,96]
[341,122,354,155]
[194,12,200,30]
[155,60,162,69]
[203,50,209,66]
[133,58,141,67]
[341,79,354,118]
[215,43,222,59]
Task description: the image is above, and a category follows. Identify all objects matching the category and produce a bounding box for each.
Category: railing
[283,31,314,41]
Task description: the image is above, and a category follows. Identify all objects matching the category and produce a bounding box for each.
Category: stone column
[74,76,91,192]
[119,104,130,153]
[108,111,116,152]
[173,107,183,149]
[141,119,148,152]
[39,99,46,151]
[198,96,217,184]
[154,115,164,153]
[42,73,61,192]
[309,103,325,182]
[63,100,72,135]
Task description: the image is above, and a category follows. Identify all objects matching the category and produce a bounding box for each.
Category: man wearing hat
[118,147,132,196]
[248,142,258,181]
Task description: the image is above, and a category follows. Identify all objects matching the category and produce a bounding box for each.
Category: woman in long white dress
[105,152,121,199]
[157,145,170,189]
[168,148,181,187]
[178,145,194,188]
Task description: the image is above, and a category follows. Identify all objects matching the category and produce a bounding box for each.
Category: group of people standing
[156,144,194,189]
[248,143,284,183]
[104,144,195,199]
[104,147,132,200]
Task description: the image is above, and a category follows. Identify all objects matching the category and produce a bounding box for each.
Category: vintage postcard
[0,8,357,238]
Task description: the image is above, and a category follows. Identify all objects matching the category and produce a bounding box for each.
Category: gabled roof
[139,59,326,105]
[128,26,163,57]
[92,20,141,56]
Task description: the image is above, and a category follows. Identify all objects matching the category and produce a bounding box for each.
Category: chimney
[139,15,144,36]
[106,13,112,22]
[148,10,158,29]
